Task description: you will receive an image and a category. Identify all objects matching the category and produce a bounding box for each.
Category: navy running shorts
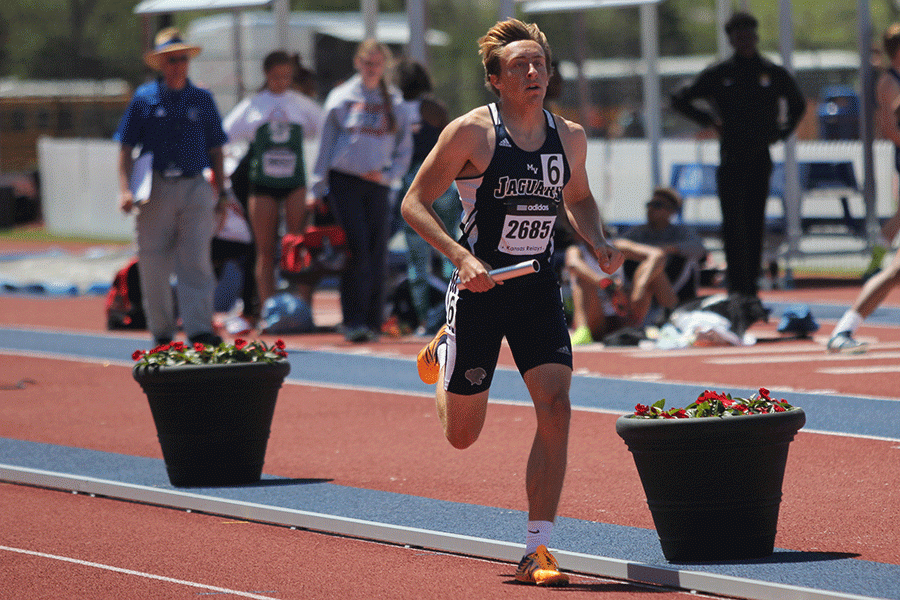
[442,269,573,395]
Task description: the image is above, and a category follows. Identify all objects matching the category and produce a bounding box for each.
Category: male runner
[401,18,622,586]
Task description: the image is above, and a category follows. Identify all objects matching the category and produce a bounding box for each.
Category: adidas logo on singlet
[499,138,512,147]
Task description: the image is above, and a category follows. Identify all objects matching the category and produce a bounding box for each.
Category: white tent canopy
[134,0,273,12]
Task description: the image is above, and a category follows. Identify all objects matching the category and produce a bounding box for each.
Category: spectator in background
[567,187,707,344]
[310,39,412,342]
[223,50,324,323]
[671,11,805,300]
[116,27,227,347]
[395,58,460,334]
[291,53,318,99]
[866,23,900,278]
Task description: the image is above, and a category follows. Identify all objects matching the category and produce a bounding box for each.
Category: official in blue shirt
[117,28,229,347]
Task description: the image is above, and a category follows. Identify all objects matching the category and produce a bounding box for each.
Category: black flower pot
[615,408,805,562]
[133,360,290,487]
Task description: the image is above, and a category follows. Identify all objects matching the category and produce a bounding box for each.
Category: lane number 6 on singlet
[540,153,563,188]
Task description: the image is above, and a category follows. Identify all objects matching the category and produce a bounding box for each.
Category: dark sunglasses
[646,200,674,210]
[166,55,190,64]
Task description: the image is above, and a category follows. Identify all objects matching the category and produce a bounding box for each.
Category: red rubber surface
[1,236,898,598]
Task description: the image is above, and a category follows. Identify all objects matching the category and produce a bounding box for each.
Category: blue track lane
[1,438,898,600]
[1,327,898,440]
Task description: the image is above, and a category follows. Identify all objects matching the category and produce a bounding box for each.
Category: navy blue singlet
[455,103,570,272]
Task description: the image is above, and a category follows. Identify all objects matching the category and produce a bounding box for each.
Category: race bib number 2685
[499,215,554,255]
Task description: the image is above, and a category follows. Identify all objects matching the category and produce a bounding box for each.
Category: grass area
[789,268,864,282]
[0,223,131,245]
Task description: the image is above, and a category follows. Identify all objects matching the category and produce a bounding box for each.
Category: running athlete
[864,23,900,279]
[400,19,622,586]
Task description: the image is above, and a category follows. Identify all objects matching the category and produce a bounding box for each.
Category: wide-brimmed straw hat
[143,27,202,71]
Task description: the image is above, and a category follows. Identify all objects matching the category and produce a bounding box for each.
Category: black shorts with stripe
[443,270,572,395]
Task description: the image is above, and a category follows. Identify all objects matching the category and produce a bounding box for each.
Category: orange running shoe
[514,545,569,586]
[416,325,447,385]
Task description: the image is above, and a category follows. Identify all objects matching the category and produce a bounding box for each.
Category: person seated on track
[567,187,707,344]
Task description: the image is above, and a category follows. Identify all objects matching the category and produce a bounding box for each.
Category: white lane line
[0,545,277,599]
[3,347,898,435]
[0,349,133,367]
[708,351,900,365]
[819,365,900,374]
[624,339,900,359]
[623,343,824,358]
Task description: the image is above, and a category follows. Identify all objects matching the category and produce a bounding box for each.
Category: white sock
[833,310,862,336]
[437,342,447,367]
[525,520,553,555]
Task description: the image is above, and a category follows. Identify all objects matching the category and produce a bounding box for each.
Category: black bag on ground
[602,326,648,347]
[105,258,146,330]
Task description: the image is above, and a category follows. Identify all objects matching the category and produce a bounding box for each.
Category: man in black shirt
[671,12,805,298]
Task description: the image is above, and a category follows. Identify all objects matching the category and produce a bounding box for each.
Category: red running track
[1,238,899,598]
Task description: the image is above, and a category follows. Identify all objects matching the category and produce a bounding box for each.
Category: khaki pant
[135,172,217,341]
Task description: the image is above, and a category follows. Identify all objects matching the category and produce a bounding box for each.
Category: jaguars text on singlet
[455,103,571,272]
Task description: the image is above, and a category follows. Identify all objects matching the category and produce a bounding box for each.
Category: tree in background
[0,0,144,82]
[3,0,900,121]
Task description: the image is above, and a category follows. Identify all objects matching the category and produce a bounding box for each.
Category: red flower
[697,390,729,404]
[632,387,795,419]
[133,338,288,366]
[274,339,286,350]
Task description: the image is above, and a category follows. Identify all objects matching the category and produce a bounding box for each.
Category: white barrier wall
[590,139,896,227]
[37,138,322,241]
[38,137,896,240]
[38,137,135,241]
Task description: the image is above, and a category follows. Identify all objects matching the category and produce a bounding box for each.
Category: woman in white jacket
[224,51,324,311]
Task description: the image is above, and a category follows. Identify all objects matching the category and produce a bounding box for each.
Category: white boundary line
[0,544,277,599]
[0,465,885,600]
[2,348,897,441]
[820,365,900,375]
[709,351,900,365]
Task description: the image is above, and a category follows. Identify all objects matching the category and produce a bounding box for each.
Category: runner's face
[266,63,293,95]
[491,40,548,102]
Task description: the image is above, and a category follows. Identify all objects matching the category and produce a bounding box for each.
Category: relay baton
[457,259,540,290]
